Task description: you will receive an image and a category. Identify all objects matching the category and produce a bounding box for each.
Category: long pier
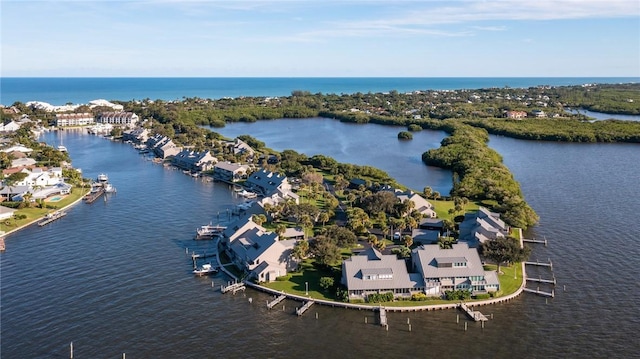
[378,307,387,326]
[296,300,315,316]
[83,188,105,203]
[459,303,488,321]
[525,259,553,270]
[37,211,67,227]
[267,294,287,309]
[526,276,557,285]
[523,287,555,298]
[522,237,547,246]
[221,282,245,294]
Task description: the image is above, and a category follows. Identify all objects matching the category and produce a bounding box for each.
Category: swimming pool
[48,196,63,202]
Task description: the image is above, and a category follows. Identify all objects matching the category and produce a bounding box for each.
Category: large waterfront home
[244,169,294,198]
[96,112,139,128]
[146,134,181,159]
[213,162,250,183]
[221,214,297,282]
[458,207,510,247]
[383,188,436,218]
[226,138,255,158]
[411,243,499,296]
[0,120,21,133]
[172,149,217,172]
[122,128,149,144]
[341,247,422,300]
[55,113,95,127]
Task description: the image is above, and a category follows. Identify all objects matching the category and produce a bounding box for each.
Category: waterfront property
[96,111,139,128]
[122,128,149,144]
[411,243,500,296]
[171,149,217,172]
[212,162,250,183]
[221,214,298,282]
[341,247,422,300]
[55,113,95,127]
[146,134,181,159]
[244,168,298,202]
[383,187,436,218]
[458,207,510,248]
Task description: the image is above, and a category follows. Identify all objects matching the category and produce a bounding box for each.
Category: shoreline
[1,189,88,240]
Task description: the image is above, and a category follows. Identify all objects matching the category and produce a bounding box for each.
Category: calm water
[2,77,638,105]
[2,122,639,358]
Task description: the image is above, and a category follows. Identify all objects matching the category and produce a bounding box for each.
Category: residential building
[213,162,250,183]
[55,113,95,127]
[96,112,139,127]
[458,207,510,247]
[122,128,149,144]
[172,149,217,172]
[385,188,436,218]
[411,243,500,296]
[146,134,181,159]
[221,215,297,282]
[505,110,527,119]
[341,247,422,300]
[0,121,21,132]
[244,168,295,199]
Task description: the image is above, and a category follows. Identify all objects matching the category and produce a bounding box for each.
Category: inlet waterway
[1,122,639,358]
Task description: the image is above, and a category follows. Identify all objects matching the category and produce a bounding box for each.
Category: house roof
[412,243,486,280]
[342,247,421,291]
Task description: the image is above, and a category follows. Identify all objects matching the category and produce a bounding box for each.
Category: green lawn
[0,187,88,233]
[263,260,340,300]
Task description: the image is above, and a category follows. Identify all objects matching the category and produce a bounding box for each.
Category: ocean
[1,77,638,106]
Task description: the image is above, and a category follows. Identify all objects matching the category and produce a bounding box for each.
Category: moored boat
[193,263,218,276]
[195,224,226,240]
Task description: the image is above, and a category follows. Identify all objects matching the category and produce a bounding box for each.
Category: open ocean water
[1,77,640,358]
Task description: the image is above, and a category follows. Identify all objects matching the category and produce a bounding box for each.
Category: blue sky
[2,0,639,77]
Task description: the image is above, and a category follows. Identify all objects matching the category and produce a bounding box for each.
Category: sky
[1,0,639,77]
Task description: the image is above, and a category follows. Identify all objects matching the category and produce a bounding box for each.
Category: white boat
[57,145,68,152]
[104,183,117,193]
[97,173,109,183]
[195,224,226,240]
[193,263,218,276]
[238,189,257,198]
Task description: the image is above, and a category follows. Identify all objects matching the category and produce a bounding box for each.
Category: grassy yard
[0,187,88,233]
[263,260,340,300]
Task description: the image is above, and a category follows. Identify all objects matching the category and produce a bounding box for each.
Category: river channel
[1,121,639,358]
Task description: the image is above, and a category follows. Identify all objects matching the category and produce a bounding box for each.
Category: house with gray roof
[122,128,149,144]
[383,188,436,218]
[213,162,250,183]
[172,149,217,172]
[411,243,499,296]
[341,247,423,300]
[244,169,298,205]
[458,207,510,247]
[146,134,181,159]
[221,214,298,282]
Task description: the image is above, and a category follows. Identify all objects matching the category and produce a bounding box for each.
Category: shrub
[474,293,491,300]
[397,131,413,140]
[275,274,292,281]
[319,276,334,290]
[411,293,428,301]
[13,214,27,220]
[408,124,422,132]
[366,291,395,303]
[349,298,365,304]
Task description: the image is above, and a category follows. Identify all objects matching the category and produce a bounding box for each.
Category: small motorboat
[193,263,218,276]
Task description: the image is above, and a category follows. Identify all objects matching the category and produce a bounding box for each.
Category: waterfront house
[146,134,181,159]
[96,111,139,128]
[122,128,149,144]
[1,145,33,154]
[227,138,255,158]
[458,207,510,247]
[0,121,21,132]
[172,149,217,172]
[0,205,17,220]
[0,185,29,201]
[213,162,250,183]
[244,169,296,199]
[341,247,423,300]
[384,188,436,218]
[55,113,95,127]
[411,243,499,296]
[221,215,297,282]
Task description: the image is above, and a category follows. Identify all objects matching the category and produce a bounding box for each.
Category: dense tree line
[422,123,539,228]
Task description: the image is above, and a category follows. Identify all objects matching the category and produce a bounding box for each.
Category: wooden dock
[221,282,245,294]
[522,237,547,246]
[267,294,287,309]
[83,188,105,203]
[0,236,5,251]
[526,276,557,285]
[296,300,315,316]
[459,303,488,321]
[378,307,387,326]
[38,211,67,227]
[525,259,553,270]
[524,287,555,298]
